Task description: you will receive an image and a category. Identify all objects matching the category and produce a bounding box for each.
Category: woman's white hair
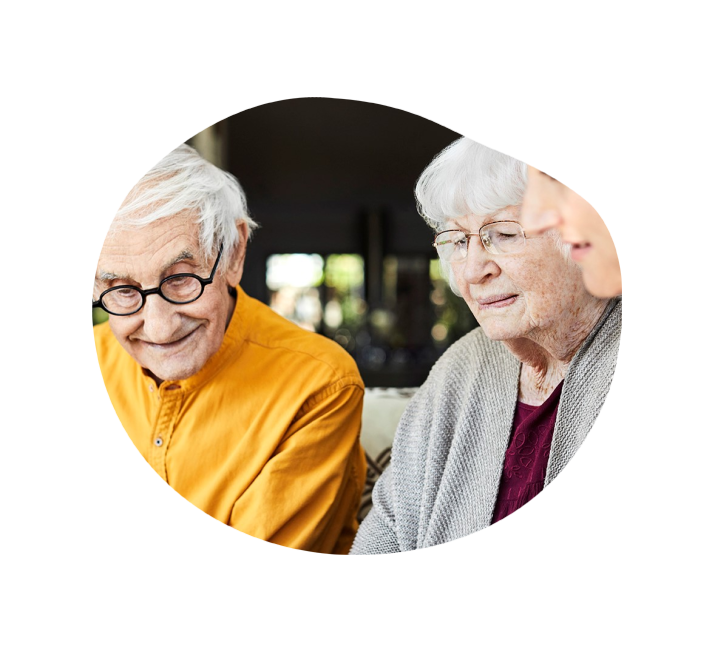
[415,137,527,229]
[415,137,531,294]
[111,144,258,272]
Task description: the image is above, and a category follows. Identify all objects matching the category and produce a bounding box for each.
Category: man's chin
[125,330,220,382]
[141,355,205,384]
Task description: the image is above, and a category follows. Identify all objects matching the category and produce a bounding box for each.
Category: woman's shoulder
[569,297,622,380]
[426,326,515,388]
[448,325,508,356]
[396,326,518,435]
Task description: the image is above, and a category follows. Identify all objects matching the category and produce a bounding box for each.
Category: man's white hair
[111,144,258,272]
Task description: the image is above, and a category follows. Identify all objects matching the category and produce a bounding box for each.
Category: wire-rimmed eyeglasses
[432,221,526,262]
[92,245,223,316]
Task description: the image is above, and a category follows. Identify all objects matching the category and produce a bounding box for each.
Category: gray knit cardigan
[350,298,621,554]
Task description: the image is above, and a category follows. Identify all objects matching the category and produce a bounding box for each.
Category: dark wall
[194,98,477,387]
[220,98,461,301]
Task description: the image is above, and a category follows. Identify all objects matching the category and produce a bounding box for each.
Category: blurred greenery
[325,254,364,292]
[92,308,109,326]
[429,258,477,347]
[324,254,366,336]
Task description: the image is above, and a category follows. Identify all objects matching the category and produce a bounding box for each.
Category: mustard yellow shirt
[94,286,366,554]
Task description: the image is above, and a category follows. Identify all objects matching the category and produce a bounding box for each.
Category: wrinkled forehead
[98,213,203,275]
[444,205,522,230]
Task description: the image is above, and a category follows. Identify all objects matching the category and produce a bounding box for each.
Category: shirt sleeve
[228,378,366,554]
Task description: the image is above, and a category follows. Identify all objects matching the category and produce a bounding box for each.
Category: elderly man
[93,144,366,554]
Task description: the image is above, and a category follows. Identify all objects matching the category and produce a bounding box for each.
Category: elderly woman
[351,138,621,554]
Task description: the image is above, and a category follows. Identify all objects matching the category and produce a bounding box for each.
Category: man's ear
[225,221,249,287]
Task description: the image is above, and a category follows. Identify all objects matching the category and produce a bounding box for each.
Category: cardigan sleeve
[350,375,440,555]
[350,465,401,555]
[350,328,498,554]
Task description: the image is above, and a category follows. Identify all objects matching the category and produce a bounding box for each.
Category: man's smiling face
[95,213,243,383]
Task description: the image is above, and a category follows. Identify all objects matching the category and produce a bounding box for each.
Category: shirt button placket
[150,386,182,482]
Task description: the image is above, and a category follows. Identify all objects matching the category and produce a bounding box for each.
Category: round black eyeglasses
[92,245,223,316]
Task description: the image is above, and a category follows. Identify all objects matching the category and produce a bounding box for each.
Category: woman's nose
[460,236,501,285]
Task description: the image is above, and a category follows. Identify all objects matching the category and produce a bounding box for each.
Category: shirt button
[148,385,154,392]
[154,437,163,447]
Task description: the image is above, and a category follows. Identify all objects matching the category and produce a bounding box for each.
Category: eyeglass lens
[101,276,203,315]
[435,222,524,261]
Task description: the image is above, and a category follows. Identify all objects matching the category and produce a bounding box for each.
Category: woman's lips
[476,294,518,309]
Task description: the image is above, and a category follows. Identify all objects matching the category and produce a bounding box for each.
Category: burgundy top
[491,381,564,524]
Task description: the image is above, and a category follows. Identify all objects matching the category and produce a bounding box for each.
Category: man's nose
[140,294,184,343]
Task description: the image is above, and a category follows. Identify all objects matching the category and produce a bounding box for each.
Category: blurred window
[265,252,477,386]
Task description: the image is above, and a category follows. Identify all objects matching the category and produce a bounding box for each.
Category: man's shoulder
[242,294,363,387]
[94,321,121,361]
[94,320,137,378]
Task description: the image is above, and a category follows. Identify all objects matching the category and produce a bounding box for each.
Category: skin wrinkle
[95,250,195,289]
[94,213,247,385]
[449,206,607,406]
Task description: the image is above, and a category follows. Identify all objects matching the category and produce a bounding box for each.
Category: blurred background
[95,98,478,387]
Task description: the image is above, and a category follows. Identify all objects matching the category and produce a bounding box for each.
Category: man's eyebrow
[95,251,197,285]
[96,271,127,283]
[161,250,195,273]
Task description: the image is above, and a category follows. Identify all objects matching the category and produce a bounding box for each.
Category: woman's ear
[225,221,249,287]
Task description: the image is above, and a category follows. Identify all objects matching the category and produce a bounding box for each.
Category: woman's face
[449,207,594,343]
[521,166,621,298]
